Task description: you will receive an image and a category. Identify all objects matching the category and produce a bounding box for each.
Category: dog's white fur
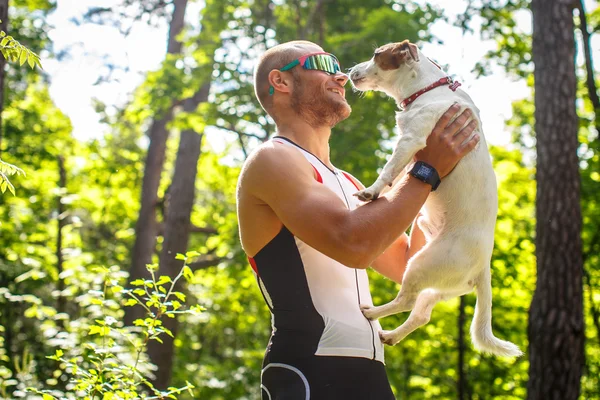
[349,42,521,357]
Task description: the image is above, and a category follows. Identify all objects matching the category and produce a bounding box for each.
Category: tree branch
[188,255,228,270]
[236,132,249,159]
[156,222,217,236]
[576,0,600,114]
[218,124,268,142]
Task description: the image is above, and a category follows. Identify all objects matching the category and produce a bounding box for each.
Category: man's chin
[329,103,352,127]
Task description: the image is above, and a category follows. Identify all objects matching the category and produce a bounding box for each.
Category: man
[236,40,479,399]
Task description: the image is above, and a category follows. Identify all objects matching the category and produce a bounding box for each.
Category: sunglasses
[269,52,342,95]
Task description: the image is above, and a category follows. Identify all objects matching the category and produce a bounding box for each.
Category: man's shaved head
[254,40,322,116]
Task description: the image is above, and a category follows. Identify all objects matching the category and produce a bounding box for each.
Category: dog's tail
[470,267,522,357]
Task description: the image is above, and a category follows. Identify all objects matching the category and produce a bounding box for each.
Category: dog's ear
[374,41,420,71]
[395,41,420,63]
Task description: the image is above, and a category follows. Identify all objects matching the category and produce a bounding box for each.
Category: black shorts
[261,354,396,400]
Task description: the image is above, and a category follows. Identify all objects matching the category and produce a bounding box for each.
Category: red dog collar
[400,77,462,109]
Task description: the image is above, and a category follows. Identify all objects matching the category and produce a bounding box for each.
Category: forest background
[0,0,598,399]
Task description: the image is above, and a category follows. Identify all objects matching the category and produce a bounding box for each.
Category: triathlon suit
[248,136,395,400]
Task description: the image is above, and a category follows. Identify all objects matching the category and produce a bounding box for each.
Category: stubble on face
[291,74,351,128]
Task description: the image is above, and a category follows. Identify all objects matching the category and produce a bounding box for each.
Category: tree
[125,0,189,327]
[147,0,237,386]
[528,1,584,399]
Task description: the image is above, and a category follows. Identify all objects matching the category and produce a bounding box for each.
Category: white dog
[349,40,521,357]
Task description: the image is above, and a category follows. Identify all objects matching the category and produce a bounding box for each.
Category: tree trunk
[0,0,8,154]
[125,0,189,327]
[575,0,600,118]
[147,82,210,390]
[528,1,584,399]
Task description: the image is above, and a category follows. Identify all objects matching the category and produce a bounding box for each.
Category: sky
[43,0,538,149]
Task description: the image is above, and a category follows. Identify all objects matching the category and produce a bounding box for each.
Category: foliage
[0,21,42,70]
[2,0,599,399]
[0,16,42,195]
[457,0,532,78]
[32,256,201,400]
[0,159,24,195]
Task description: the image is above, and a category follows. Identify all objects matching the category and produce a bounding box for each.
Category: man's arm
[371,214,427,283]
[242,105,478,269]
[244,143,431,269]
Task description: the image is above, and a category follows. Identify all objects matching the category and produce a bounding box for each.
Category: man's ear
[268,70,293,95]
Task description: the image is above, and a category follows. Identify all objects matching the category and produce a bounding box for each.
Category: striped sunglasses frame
[269,52,342,95]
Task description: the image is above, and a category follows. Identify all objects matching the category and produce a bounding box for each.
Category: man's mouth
[328,88,345,97]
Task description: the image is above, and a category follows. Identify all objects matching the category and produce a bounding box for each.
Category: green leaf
[186,381,195,395]
[130,279,145,286]
[186,250,200,258]
[163,327,174,338]
[173,292,186,302]
[19,48,27,66]
[182,265,194,282]
[175,253,186,260]
[146,263,159,271]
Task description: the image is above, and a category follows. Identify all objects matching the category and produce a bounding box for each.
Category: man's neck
[275,120,333,169]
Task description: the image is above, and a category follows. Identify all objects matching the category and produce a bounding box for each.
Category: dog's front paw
[360,304,379,320]
[354,180,388,202]
[354,188,379,202]
[379,330,400,346]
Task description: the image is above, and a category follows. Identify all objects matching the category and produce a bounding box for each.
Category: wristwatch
[409,161,441,191]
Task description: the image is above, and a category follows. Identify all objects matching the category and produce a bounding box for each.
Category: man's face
[289,48,351,128]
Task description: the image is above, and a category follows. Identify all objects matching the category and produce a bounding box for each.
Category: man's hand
[415,104,479,178]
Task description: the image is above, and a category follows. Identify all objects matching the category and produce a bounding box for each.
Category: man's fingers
[455,119,477,138]
[459,133,480,155]
[446,109,472,135]
[433,103,461,133]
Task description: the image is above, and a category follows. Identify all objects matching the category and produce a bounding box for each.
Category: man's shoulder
[242,139,308,176]
[239,139,313,190]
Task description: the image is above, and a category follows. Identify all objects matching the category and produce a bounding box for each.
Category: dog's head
[349,40,420,94]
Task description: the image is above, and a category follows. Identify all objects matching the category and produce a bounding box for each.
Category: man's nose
[334,71,349,86]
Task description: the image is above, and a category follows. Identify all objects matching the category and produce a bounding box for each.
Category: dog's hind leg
[379,288,442,346]
[362,236,467,321]
[361,289,419,321]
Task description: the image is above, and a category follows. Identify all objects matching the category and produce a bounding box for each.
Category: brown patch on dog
[374,40,420,71]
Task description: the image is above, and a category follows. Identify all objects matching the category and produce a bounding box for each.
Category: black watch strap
[409,161,441,191]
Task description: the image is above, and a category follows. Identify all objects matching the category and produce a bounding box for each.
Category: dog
[348,40,522,357]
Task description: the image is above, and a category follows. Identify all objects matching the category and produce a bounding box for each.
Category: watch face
[417,164,432,176]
